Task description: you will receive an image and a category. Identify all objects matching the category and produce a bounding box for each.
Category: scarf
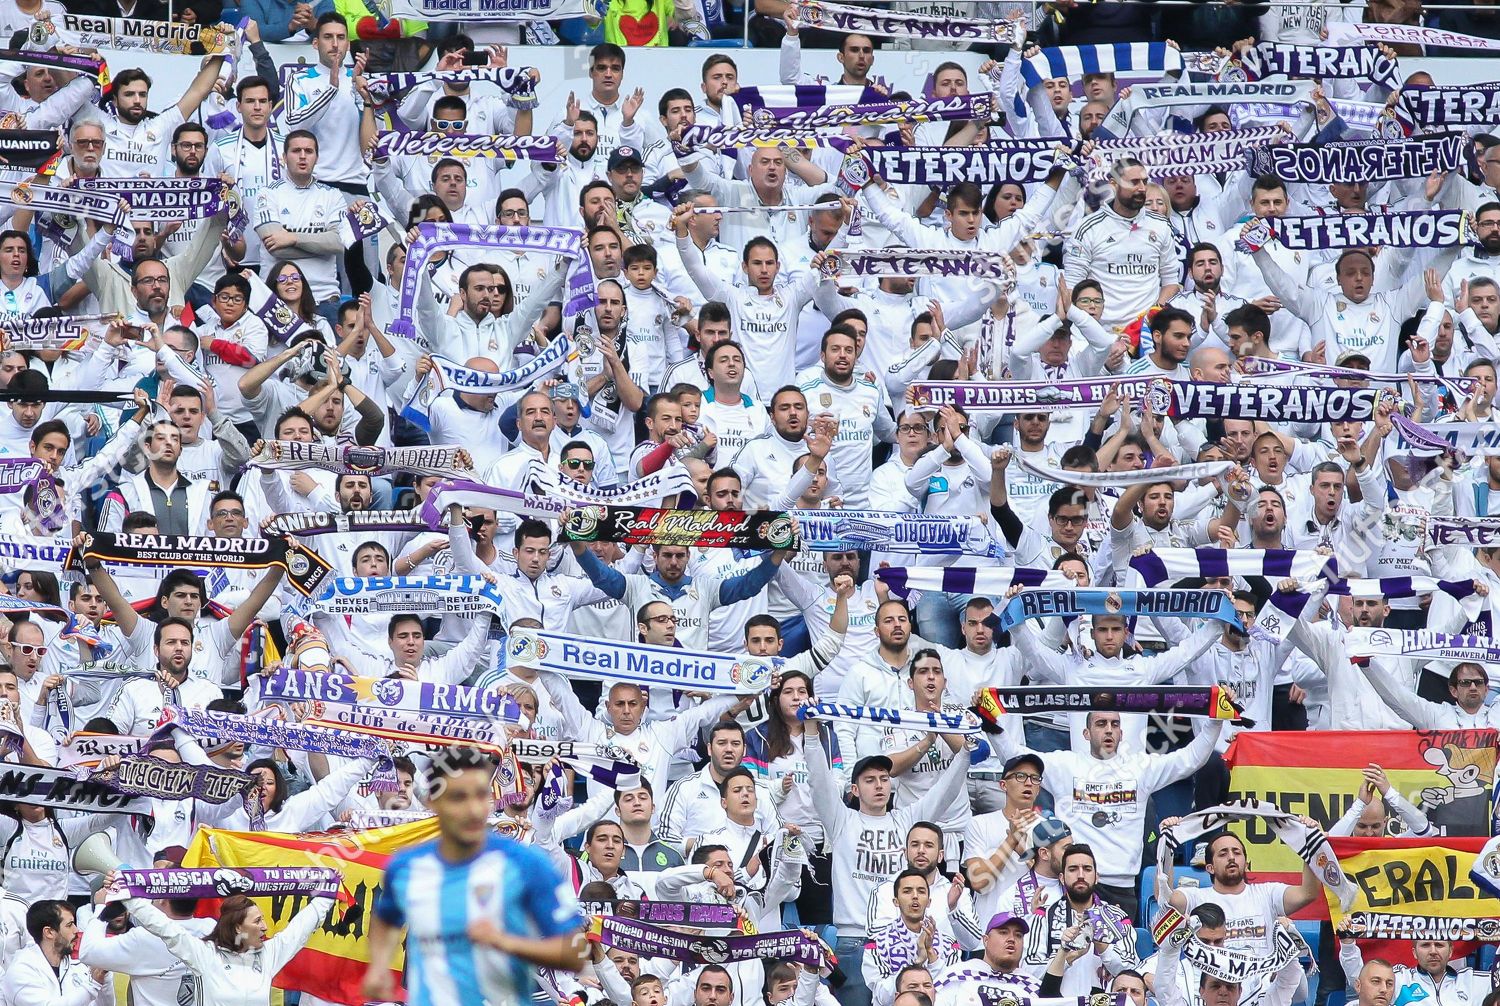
[1345,628,1500,663]
[381,0,603,22]
[908,375,1162,412]
[677,124,822,152]
[160,705,394,768]
[32,13,236,53]
[0,763,151,813]
[400,339,573,432]
[786,0,1011,40]
[73,531,330,597]
[105,866,343,903]
[248,440,472,480]
[92,755,256,805]
[304,573,506,621]
[1156,799,1356,911]
[525,462,695,507]
[975,685,1243,724]
[1234,42,1400,89]
[0,49,110,100]
[1247,133,1468,184]
[748,93,1000,129]
[1428,516,1500,546]
[562,505,799,550]
[506,628,776,694]
[1013,453,1234,488]
[0,457,63,529]
[1240,355,1477,398]
[1149,379,1384,422]
[1401,86,1500,127]
[260,667,526,724]
[1182,926,1305,983]
[731,83,885,113]
[874,565,1074,598]
[263,509,431,537]
[58,732,150,769]
[586,916,830,968]
[0,181,128,228]
[1240,209,1470,251]
[305,706,509,753]
[1020,41,1183,89]
[75,177,232,224]
[364,66,538,104]
[373,132,560,162]
[818,248,1016,282]
[0,313,115,353]
[792,509,1004,556]
[1393,414,1500,456]
[506,738,643,793]
[419,478,563,525]
[1076,128,1283,185]
[797,700,983,734]
[859,142,1065,186]
[0,130,63,175]
[1129,547,1336,585]
[1328,21,1500,52]
[392,224,595,351]
[1100,81,1314,138]
[993,588,1241,632]
[581,901,740,926]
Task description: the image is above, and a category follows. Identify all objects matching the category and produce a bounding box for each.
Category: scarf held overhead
[259,667,526,724]
[72,531,330,596]
[786,0,1014,41]
[105,866,343,903]
[1147,379,1384,421]
[797,700,983,734]
[1128,547,1336,585]
[506,628,776,694]
[793,510,1003,556]
[1344,628,1500,663]
[587,916,829,968]
[248,440,473,480]
[994,588,1241,632]
[975,686,1243,724]
[562,506,799,550]
[1247,133,1468,183]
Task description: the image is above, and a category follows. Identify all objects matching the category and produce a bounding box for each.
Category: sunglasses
[431,118,467,130]
[13,643,45,656]
[563,458,596,470]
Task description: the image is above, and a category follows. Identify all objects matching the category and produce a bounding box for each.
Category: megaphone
[72,833,125,892]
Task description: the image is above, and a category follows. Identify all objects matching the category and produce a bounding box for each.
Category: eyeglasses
[215,293,246,305]
[563,458,596,470]
[1004,772,1042,783]
[431,118,467,130]
[135,275,169,287]
[175,141,207,151]
[276,272,302,284]
[1075,296,1104,306]
[1052,514,1087,526]
[13,643,45,656]
[897,424,928,434]
[645,614,675,624]
[212,508,246,519]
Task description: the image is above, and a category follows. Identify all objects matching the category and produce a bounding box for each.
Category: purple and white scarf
[873,565,1073,598]
[786,0,1011,42]
[248,440,472,479]
[262,509,431,537]
[0,458,63,532]
[1237,210,1469,252]
[731,83,884,114]
[1148,379,1384,422]
[1129,547,1335,585]
[859,142,1065,186]
[908,375,1162,413]
[1327,20,1500,52]
[373,132,560,163]
[76,177,231,224]
[0,762,151,814]
[1246,132,1469,184]
[524,462,695,508]
[1346,628,1500,663]
[160,705,394,775]
[818,248,1015,282]
[364,65,538,104]
[0,313,114,353]
[391,224,595,350]
[1400,85,1500,127]
[105,866,342,902]
[1239,355,1477,398]
[797,701,982,735]
[259,665,526,724]
[1427,516,1500,547]
[0,181,129,227]
[91,755,256,805]
[419,478,564,524]
[677,124,822,152]
[1393,414,1500,456]
[580,900,739,926]
[1077,128,1284,185]
[1234,42,1400,90]
[1013,453,1233,488]
[589,916,830,968]
[748,93,1000,129]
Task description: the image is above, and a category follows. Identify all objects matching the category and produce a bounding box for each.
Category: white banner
[381,0,602,21]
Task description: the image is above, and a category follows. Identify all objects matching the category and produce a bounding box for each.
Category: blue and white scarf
[791,509,1004,556]
[302,574,507,620]
[400,340,573,432]
[994,588,1241,632]
[1129,547,1336,585]
[1021,41,1183,89]
[1247,132,1469,183]
[506,628,776,694]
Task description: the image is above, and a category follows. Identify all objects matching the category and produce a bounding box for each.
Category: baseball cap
[1335,349,1370,368]
[551,382,581,401]
[607,146,644,172]
[1032,813,1072,847]
[1002,753,1044,777]
[850,755,894,780]
[986,911,1031,934]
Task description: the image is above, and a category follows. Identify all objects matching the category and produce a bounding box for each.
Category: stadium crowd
[0,5,1499,1006]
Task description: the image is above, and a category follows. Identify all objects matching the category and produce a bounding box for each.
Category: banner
[1224,731,1497,903]
[0,762,151,813]
[1327,836,1500,950]
[373,132,560,163]
[1393,414,1500,456]
[562,505,799,550]
[33,13,236,53]
[506,628,775,695]
[1146,380,1384,422]
[1247,133,1467,184]
[380,0,603,22]
[974,686,1243,724]
[184,820,438,1005]
[862,142,1064,186]
[1345,628,1500,663]
[72,531,330,597]
[993,588,1241,632]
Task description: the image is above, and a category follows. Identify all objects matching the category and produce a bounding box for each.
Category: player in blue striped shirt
[363,747,587,1006]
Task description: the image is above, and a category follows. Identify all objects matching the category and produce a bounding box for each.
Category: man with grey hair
[1064,156,1181,328]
